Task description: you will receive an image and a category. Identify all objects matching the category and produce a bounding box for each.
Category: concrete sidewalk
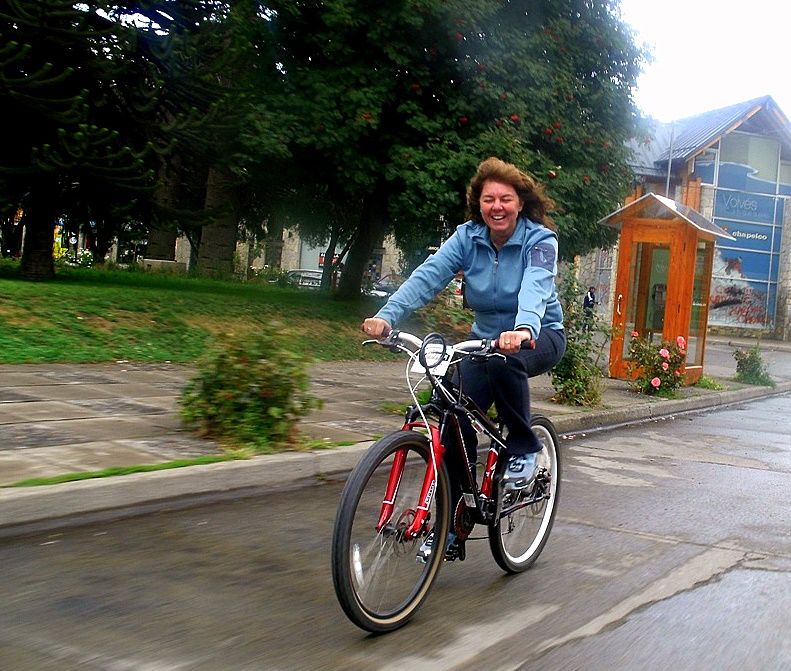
[1,337,790,536]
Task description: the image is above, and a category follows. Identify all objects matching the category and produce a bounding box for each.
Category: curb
[553,380,791,434]
[1,382,789,539]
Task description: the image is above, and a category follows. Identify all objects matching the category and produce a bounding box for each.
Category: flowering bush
[628,332,687,397]
[76,248,94,267]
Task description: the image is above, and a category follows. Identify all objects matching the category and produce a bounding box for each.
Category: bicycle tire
[488,414,561,574]
[331,430,450,633]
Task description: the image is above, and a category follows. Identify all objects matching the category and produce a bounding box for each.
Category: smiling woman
[360,156,568,561]
[479,180,522,249]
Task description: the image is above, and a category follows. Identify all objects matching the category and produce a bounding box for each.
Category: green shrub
[627,333,687,397]
[180,330,322,452]
[694,375,724,391]
[549,274,604,406]
[252,265,291,287]
[733,343,774,387]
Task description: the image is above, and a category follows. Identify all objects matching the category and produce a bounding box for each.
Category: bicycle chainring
[453,499,476,540]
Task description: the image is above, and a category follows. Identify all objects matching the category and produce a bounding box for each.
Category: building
[578,96,791,341]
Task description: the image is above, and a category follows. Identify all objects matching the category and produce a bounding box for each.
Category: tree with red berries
[386,0,646,264]
[268,0,645,294]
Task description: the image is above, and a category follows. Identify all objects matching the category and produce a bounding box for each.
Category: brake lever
[467,350,506,362]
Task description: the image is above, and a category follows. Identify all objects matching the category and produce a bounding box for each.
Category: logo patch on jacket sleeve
[530,243,556,270]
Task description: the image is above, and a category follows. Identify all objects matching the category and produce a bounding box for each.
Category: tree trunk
[146,228,178,260]
[91,219,115,263]
[197,167,237,277]
[147,162,180,260]
[264,213,283,268]
[20,177,59,280]
[321,228,339,291]
[336,189,387,299]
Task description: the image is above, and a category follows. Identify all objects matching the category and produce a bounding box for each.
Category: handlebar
[364,329,535,355]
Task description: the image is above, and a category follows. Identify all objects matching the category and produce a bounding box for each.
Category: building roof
[630,96,791,177]
[598,193,735,241]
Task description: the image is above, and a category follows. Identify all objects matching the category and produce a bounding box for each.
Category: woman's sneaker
[416,530,465,563]
[503,453,539,492]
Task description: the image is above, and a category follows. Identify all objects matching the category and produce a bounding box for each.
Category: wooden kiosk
[600,193,734,384]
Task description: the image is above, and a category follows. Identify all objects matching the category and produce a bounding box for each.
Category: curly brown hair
[466,157,556,230]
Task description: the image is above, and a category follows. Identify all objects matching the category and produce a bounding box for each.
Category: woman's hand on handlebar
[496,329,534,354]
[362,317,392,339]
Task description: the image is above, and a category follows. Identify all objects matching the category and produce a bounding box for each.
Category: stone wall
[574,243,618,327]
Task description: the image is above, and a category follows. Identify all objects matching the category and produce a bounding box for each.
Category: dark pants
[446,328,566,510]
[582,307,594,332]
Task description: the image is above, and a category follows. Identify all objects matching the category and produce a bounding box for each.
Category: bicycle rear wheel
[331,430,450,633]
[488,414,561,573]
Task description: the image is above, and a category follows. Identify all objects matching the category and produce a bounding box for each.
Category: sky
[618,0,791,122]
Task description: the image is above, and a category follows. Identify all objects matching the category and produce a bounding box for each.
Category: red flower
[510,114,521,123]
[631,331,639,337]
[458,115,469,125]
[555,136,564,144]
[651,377,661,388]
[543,127,554,135]
[553,120,562,129]
[548,169,557,179]
[582,175,591,184]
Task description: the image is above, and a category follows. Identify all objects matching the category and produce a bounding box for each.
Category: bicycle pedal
[444,537,466,562]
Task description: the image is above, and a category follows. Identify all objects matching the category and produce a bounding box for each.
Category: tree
[1,0,155,279]
[266,0,645,295]
[387,0,644,261]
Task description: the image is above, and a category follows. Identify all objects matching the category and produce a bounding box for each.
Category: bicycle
[331,329,561,633]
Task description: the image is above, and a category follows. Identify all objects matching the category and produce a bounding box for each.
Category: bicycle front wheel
[488,414,561,573]
[331,431,450,633]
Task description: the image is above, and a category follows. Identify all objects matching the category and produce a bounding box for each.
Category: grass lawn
[0,262,401,364]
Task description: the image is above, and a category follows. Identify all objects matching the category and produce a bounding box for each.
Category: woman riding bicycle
[362,156,566,560]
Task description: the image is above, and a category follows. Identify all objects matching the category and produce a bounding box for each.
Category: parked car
[364,286,390,299]
[286,269,323,288]
[371,274,402,296]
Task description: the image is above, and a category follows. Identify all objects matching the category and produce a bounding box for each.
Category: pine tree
[1,0,155,279]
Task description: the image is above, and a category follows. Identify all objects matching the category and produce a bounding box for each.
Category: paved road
[1,394,788,670]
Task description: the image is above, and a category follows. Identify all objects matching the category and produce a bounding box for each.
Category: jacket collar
[470,216,530,248]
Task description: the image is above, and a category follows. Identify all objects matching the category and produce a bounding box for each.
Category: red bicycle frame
[375,410,502,538]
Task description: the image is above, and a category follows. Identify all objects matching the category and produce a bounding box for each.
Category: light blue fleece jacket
[375,216,564,339]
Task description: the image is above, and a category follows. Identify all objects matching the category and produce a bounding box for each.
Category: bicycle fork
[376,424,443,540]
